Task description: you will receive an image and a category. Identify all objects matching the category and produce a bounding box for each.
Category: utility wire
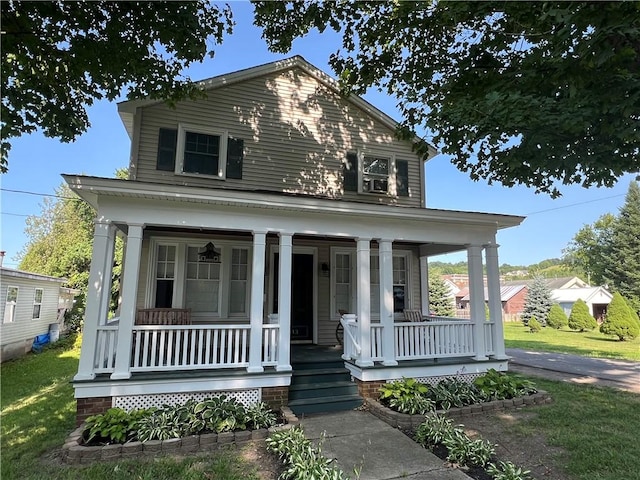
[524,194,625,216]
[1,212,30,217]
[0,187,80,200]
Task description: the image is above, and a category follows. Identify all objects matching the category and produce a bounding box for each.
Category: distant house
[458,285,528,318]
[502,276,589,290]
[0,267,74,362]
[551,286,613,322]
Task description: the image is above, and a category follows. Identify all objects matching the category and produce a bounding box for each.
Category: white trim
[73,372,292,399]
[32,288,43,320]
[175,123,228,180]
[358,151,397,196]
[3,286,18,324]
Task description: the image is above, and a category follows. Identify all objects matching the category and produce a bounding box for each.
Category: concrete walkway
[506,348,640,393]
[300,410,471,480]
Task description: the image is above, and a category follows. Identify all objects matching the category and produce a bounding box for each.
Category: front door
[272,252,315,342]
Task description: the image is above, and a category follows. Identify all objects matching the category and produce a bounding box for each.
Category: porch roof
[62,174,524,231]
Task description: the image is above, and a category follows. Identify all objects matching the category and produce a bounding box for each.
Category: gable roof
[117,56,437,159]
[0,267,68,284]
[551,286,613,304]
[460,284,527,302]
[502,276,589,289]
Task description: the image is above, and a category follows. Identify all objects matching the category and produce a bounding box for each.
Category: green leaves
[253,1,640,196]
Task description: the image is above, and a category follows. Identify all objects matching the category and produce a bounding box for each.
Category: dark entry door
[273,253,314,341]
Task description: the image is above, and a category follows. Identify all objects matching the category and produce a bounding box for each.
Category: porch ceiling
[62,175,524,231]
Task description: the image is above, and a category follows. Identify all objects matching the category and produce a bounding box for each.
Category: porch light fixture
[198,241,221,263]
[320,262,330,277]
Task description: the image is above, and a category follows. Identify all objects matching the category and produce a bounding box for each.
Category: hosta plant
[426,378,483,410]
[414,414,459,449]
[487,461,533,480]
[83,407,153,445]
[379,377,432,414]
[246,401,277,429]
[474,369,537,401]
[443,429,495,468]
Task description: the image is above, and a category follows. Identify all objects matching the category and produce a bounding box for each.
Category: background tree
[567,299,598,332]
[547,304,569,330]
[605,182,640,313]
[600,292,640,341]
[18,170,126,327]
[254,1,640,197]
[528,317,542,333]
[521,276,553,326]
[428,276,455,317]
[1,1,234,171]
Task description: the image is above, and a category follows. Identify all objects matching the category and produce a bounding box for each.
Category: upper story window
[156,127,244,180]
[343,151,409,197]
[177,124,228,178]
[33,288,43,320]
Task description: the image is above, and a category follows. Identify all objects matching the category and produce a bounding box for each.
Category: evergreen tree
[567,299,598,332]
[428,276,455,317]
[600,292,640,341]
[521,276,553,326]
[606,182,640,314]
[528,317,542,333]
[547,304,569,329]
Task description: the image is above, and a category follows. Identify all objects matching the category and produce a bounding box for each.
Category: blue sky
[0,2,634,269]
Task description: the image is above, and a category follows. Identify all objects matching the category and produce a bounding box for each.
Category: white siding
[0,274,64,360]
[133,67,422,207]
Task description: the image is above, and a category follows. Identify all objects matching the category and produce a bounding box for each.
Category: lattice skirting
[414,373,483,387]
[113,389,261,411]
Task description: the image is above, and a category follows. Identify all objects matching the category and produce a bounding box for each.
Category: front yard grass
[503,322,640,361]
[0,334,263,480]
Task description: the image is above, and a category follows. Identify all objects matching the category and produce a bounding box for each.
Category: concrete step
[291,367,351,384]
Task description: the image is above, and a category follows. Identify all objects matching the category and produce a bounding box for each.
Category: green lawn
[0,334,261,480]
[513,377,640,480]
[504,322,640,361]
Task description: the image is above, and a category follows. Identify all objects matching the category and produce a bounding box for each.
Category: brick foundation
[76,397,112,426]
[262,386,289,410]
[354,379,385,399]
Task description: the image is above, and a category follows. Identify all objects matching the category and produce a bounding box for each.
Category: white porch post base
[485,242,508,359]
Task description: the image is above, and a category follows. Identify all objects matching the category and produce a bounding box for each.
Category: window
[229,248,249,315]
[393,256,407,312]
[155,245,176,308]
[334,253,352,314]
[4,286,18,323]
[186,246,221,314]
[177,124,227,178]
[343,152,410,197]
[33,288,43,319]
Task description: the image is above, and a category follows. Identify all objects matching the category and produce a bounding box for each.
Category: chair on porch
[135,308,192,325]
[403,309,423,322]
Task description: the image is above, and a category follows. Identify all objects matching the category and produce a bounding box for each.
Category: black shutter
[156,128,177,171]
[226,137,244,179]
[343,152,358,192]
[396,159,409,196]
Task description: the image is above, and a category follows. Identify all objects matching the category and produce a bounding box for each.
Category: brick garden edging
[364,390,552,430]
[61,406,300,465]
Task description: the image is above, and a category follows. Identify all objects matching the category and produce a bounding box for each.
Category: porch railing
[395,320,475,360]
[93,323,280,374]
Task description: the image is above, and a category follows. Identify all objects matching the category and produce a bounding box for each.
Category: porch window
[343,152,410,197]
[176,124,228,178]
[362,155,390,194]
[334,253,352,313]
[229,248,249,315]
[4,286,18,323]
[393,256,407,312]
[370,256,380,316]
[32,288,43,320]
[154,245,176,308]
[185,246,221,314]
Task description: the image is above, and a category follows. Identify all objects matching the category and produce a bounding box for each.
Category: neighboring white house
[64,56,524,424]
[552,286,613,322]
[0,267,70,362]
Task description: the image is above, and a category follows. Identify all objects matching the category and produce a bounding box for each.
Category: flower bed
[61,405,299,465]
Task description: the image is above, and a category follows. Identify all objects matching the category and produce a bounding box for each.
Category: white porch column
[248,231,267,373]
[111,224,144,380]
[276,233,293,372]
[485,242,508,359]
[419,255,430,316]
[467,244,488,361]
[75,220,115,381]
[356,238,373,367]
[379,239,398,366]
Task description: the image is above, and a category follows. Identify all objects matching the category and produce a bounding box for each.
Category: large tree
[521,276,553,326]
[428,276,455,317]
[254,1,640,197]
[1,1,233,171]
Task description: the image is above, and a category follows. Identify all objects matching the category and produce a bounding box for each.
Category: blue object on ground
[32,333,50,353]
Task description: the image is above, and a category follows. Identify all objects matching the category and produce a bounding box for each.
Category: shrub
[600,292,640,341]
[527,317,542,333]
[521,275,553,326]
[83,407,153,445]
[567,299,597,331]
[379,378,433,414]
[473,369,537,400]
[546,304,568,329]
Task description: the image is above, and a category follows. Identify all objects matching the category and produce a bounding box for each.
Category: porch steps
[288,357,362,415]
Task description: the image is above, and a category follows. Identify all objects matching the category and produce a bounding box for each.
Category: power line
[525,194,625,216]
[1,212,30,217]
[0,187,80,200]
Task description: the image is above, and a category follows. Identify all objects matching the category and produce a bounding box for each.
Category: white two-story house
[64,56,523,424]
